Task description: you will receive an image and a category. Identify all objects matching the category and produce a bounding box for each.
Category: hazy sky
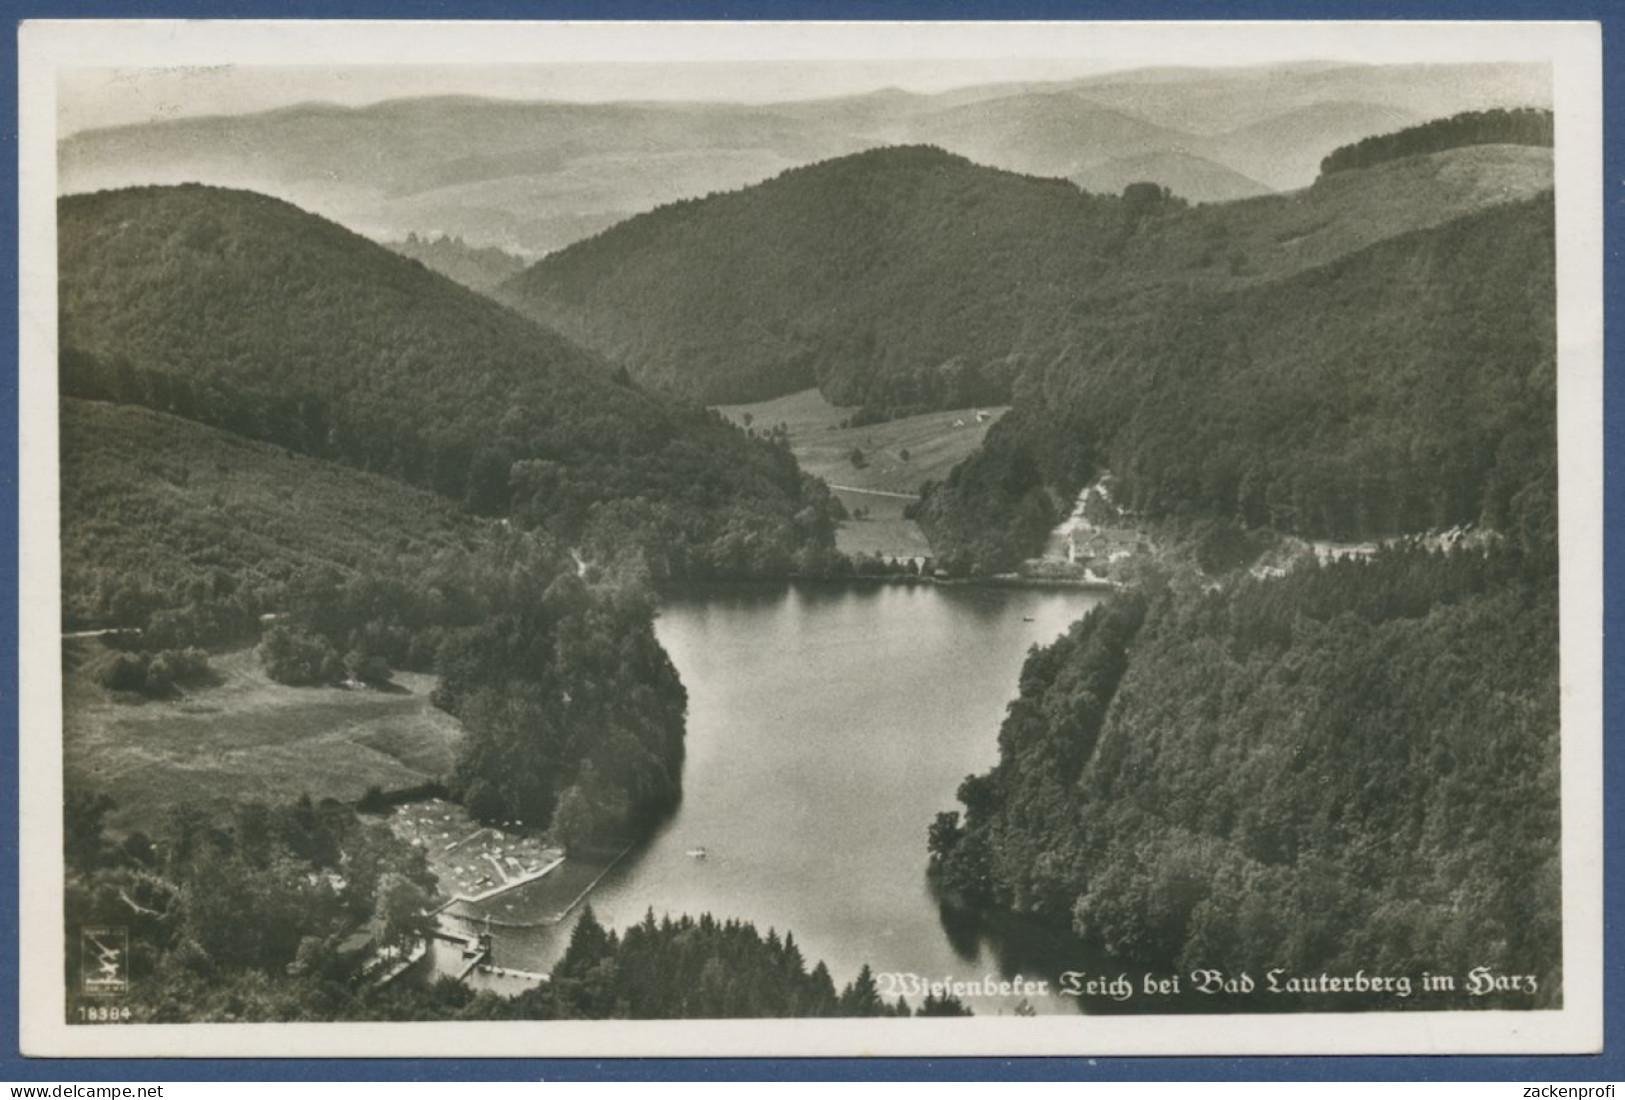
[44,20,1565,135]
[58,59,1135,134]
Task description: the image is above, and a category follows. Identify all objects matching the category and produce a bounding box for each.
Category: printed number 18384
[76,1005,133,1023]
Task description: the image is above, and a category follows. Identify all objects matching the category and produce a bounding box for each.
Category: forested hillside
[1320,108,1552,178]
[502,137,1549,417]
[61,397,687,837]
[60,398,478,635]
[59,185,839,580]
[929,544,1560,1006]
[918,106,1561,996]
[920,192,1555,570]
[55,68,1567,1024]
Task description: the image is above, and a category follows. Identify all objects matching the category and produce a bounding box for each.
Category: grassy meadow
[827,490,934,560]
[717,388,1004,559]
[63,641,464,835]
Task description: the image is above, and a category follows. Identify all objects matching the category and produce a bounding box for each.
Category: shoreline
[443,841,635,930]
[657,572,1119,596]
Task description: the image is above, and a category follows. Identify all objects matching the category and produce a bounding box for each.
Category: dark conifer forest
[1318,108,1553,177]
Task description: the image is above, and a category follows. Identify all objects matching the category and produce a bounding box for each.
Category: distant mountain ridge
[1072,151,1270,203]
[1192,100,1422,189]
[889,94,1190,180]
[60,61,1548,253]
[385,233,526,293]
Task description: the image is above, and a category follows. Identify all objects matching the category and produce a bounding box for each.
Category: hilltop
[501,139,1551,412]
[501,146,1111,407]
[59,184,839,579]
[1318,107,1553,177]
[891,95,1190,180]
[1072,151,1271,204]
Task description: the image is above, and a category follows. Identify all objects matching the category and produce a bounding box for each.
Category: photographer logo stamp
[80,926,128,997]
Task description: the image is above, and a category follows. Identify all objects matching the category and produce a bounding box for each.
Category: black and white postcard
[16,19,1604,1057]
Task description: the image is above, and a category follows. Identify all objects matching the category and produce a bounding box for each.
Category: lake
[471,581,1117,1014]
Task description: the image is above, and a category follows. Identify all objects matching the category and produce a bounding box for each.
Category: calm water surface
[487,582,1115,1013]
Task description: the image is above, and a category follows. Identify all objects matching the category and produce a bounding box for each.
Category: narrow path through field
[826,484,919,499]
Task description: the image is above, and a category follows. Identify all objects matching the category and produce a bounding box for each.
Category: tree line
[1319,108,1553,178]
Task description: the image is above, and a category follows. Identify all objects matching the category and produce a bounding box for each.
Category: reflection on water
[929,887,1119,1008]
[935,892,989,964]
[482,580,1120,1014]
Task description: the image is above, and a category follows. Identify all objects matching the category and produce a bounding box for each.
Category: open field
[717,388,1005,559]
[829,489,934,561]
[714,387,857,437]
[63,641,464,834]
[717,388,1006,495]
